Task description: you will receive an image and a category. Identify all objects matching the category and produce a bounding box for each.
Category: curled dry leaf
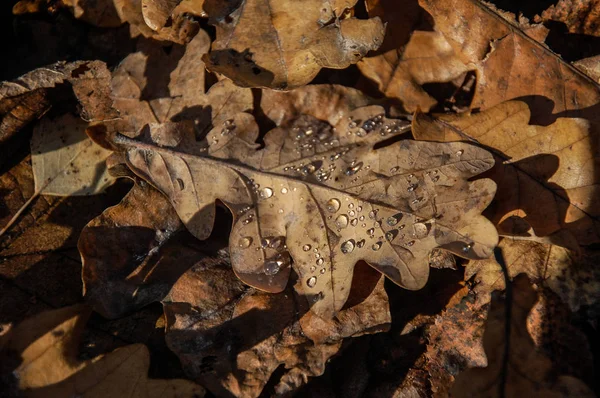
[0,305,205,397]
[451,274,594,397]
[204,0,385,89]
[419,0,600,113]
[412,100,600,244]
[114,105,498,317]
[163,260,390,397]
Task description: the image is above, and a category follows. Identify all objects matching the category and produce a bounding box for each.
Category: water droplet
[432,176,440,182]
[303,244,311,251]
[302,164,316,174]
[387,213,403,226]
[269,236,285,250]
[176,178,185,190]
[407,240,415,246]
[341,239,355,254]
[413,222,429,239]
[357,239,365,248]
[264,260,283,275]
[278,209,284,214]
[350,218,358,226]
[372,242,382,251]
[260,187,273,199]
[389,166,399,173]
[462,243,472,253]
[316,257,324,265]
[348,203,354,209]
[307,276,317,288]
[320,268,326,274]
[310,265,316,272]
[261,238,270,248]
[242,216,254,225]
[359,215,365,221]
[348,210,356,217]
[385,232,394,241]
[367,228,375,236]
[281,187,288,194]
[326,198,341,212]
[335,214,349,228]
[239,237,252,248]
[368,210,378,219]
[399,224,405,230]
[345,162,363,176]
[456,149,464,156]
[407,184,416,192]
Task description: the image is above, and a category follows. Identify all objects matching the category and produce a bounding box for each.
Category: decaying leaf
[114,105,498,317]
[412,100,600,244]
[163,260,390,397]
[574,55,600,82]
[0,305,205,397]
[204,0,385,89]
[451,274,594,397]
[419,0,600,113]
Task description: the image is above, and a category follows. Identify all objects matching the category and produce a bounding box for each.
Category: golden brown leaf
[115,106,497,317]
[0,305,205,397]
[164,260,390,397]
[203,0,385,89]
[412,100,600,244]
[419,0,600,113]
[359,0,470,113]
[451,274,594,397]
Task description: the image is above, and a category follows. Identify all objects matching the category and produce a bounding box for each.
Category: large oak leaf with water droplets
[114,105,498,317]
[203,0,385,89]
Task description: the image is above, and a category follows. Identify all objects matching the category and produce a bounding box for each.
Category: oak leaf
[203,0,385,89]
[419,0,600,113]
[412,100,600,244]
[451,274,594,397]
[536,0,600,37]
[163,260,390,397]
[114,106,498,317]
[0,305,205,397]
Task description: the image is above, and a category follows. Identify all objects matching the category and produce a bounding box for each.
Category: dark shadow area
[486,0,557,19]
[544,21,600,63]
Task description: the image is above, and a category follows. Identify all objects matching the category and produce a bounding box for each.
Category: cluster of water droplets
[220,119,236,136]
[301,243,329,288]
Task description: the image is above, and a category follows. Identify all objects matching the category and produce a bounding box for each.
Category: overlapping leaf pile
[1,0,600,396]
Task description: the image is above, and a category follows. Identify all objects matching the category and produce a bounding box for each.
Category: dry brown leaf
[359,30,469,113]
[13,0,123,27]
[466,239,600,312]
[0,113,116,237]
[536,0,600,36]
[79,181,197,318]
[260,84,379,127]
[110,32,252,136]
[451,274,594,397]
[0,305,205,397]
[359,0,470,113]
[203,0,385,89]
[574,55,600,82]
[412,100,600,244]
[114,106,497,317]
[163,260,390,397]
[419,0,600,113]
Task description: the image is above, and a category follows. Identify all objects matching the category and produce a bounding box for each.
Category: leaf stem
[0,191,40,239]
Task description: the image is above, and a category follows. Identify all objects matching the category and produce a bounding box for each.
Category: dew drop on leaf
[407,240,415,246]
[368,210,378,219]
[407,184,416,192]
[335,214,349,228]
[281,187,288,194]
[303,244,311,251]
[349,210,356,217]
[264,258,284,275]
[307,276,317,288]
[341,239,355,254]
[462,243,472,253]
[456,149,464,156]
[350,218,358,226]
[316,257,324,265]
[326,198,341,212]
[385,232,394,241]
[387,213,402,226]
[413,222,429,239]
[357,239,365,248]
[367,228,375,236]
[239,237,252,248]
[389,166,399,173]
[372,242,382,251]
[260,187,273,199]
[320,268,326,274]
[345,161,363,175]
[310,265,316,272]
